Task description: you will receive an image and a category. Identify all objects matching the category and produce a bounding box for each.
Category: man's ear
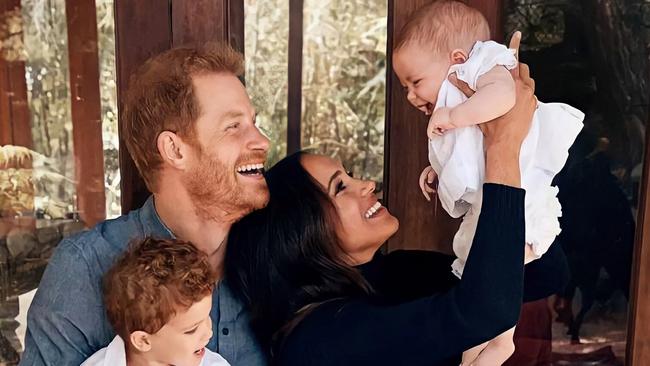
[449,49,468,64]
[130,331,153,352]
[157,131,191,170]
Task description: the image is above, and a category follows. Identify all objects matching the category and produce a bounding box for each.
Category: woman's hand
[448,31,536,187]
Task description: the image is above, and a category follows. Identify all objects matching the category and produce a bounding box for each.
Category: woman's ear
[450,49,468,64]
[157,131,190,170]
[130,331,153,352]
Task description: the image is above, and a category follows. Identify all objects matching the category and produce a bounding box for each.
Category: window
[245,0,387,184]
[0,0,118,359]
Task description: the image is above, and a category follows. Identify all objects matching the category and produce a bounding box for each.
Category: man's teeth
[364,202,382,218]
[236,163,264,173]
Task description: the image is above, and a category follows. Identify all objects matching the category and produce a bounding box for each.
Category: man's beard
[183,150,269,222]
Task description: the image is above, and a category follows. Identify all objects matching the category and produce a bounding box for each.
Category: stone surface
[5,231,37,260]
[35,226,60,246]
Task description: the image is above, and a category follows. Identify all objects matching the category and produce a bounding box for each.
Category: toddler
[392,1,583,365]
[81,237,230,366]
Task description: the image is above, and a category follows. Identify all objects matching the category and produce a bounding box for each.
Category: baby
[392,1,583,365]
[81,237,230,366]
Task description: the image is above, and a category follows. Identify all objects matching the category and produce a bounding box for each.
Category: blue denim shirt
[20,197,266,366]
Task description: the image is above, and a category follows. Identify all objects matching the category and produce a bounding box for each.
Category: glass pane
[301,0,387,184]
[0,0,118,362]
[245,0,289,167]
[23,0,75,218]
[96,0,120,219]
[503,1,647,364]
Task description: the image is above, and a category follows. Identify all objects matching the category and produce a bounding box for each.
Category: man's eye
[414,79,422,86]
[346,170,354,178]
[226,122,240,130]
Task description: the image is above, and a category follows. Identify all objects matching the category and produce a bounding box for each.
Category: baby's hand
[427,107,455,138]
[418,166,437,201]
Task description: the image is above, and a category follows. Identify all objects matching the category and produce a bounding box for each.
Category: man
[21,43,269,365]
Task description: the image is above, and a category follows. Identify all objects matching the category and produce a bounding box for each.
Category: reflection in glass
[504,0,647,364]
[0,0,117,363]
[22,0,75,219]
[96,0,120,219]
[245,0,289,167]
[302,0,387,183]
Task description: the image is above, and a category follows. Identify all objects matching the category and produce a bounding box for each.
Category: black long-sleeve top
[276,184,527,366]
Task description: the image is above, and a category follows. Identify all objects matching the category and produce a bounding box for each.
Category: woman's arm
[279,185,526,366]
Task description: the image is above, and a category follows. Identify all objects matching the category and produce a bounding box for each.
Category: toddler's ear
[450,49,468,64]
[130,331,153,352]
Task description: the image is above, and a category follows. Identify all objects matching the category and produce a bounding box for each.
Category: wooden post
[627,106,650,365]
[65,0,106,227]
[287,0,303,154]
[0,0,31,148]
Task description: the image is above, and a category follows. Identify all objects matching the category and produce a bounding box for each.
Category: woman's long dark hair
[225,152,371,351]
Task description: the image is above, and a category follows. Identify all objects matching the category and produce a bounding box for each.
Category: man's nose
[248,126,270,152]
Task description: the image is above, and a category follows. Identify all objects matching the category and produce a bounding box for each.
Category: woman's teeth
[365,202,382,219]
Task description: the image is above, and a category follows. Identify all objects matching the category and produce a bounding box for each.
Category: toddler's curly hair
[104,237,217,340]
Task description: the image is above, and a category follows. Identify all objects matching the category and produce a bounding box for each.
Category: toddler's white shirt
[80,335,231,366]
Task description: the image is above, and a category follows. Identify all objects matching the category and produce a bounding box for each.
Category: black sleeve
[523,239,570,302]
[278,184,526,366]
[375,250,459,301]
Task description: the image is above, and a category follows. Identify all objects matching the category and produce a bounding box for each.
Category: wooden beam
[227,0,245,55]
[65,0,106,227]
[627,104,650,365]
[171,0,227,47]
[287,0,303,154]
[0,0,32,148]
[114,0,173,214]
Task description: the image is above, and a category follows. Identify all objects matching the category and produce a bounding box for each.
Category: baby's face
[146,294,214,366]
[393,45,450,115]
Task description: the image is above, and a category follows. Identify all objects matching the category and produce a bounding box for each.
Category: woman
[226,49,557,366]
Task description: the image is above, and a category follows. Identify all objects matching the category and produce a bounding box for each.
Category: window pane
[245,0,289,167]
[0,0,118,361]
[504,1,647,363]
[301,0,387,184]
[23,0,75,218]
[96,0,120,219]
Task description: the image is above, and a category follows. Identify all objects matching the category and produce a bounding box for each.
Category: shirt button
[222,328,230,336]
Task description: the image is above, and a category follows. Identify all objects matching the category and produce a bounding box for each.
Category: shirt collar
[139,195,175,239]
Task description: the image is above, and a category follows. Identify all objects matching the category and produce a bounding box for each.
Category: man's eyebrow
[219,110,245,121]
[327,170,343,192]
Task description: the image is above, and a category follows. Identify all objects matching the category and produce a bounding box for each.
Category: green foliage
[245,0,387,183]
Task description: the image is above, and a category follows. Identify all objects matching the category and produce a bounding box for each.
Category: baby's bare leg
[461,341,488,366]
[472,327,516,366]
[524,243,537,264]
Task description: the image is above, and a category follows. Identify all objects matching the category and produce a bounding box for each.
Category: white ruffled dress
[427,40,585,278]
